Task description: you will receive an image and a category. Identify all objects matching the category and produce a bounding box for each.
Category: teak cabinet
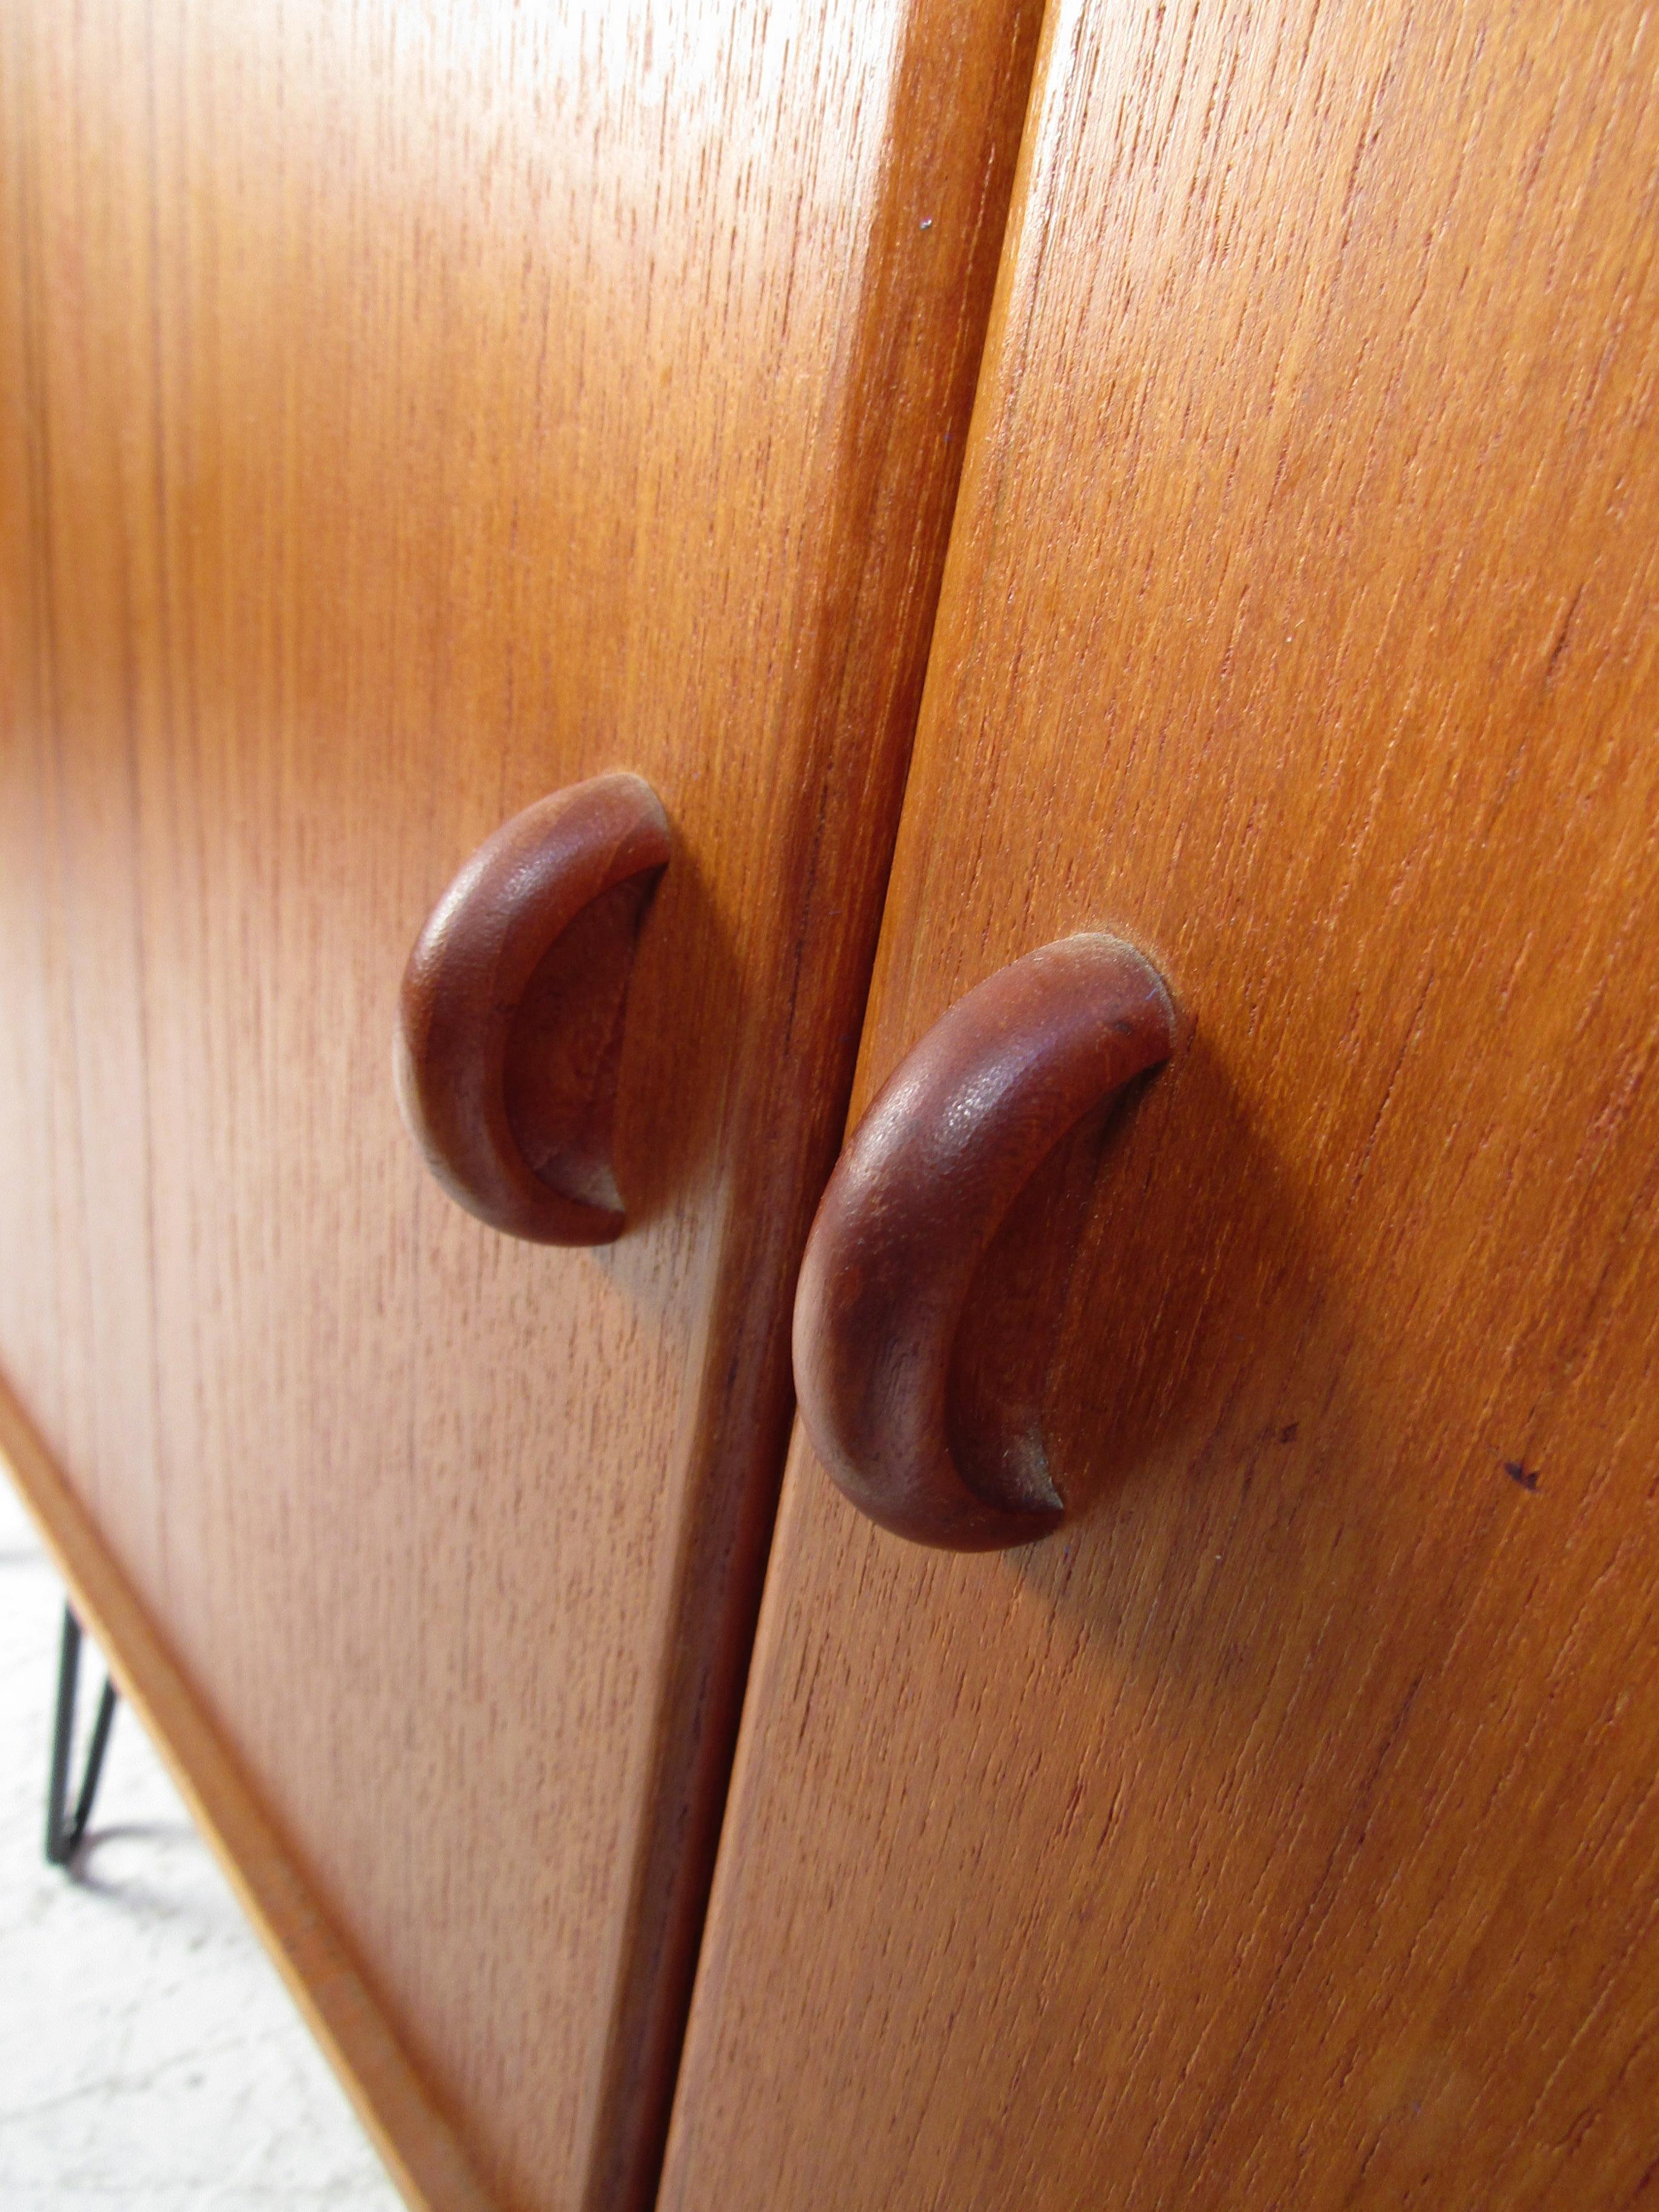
[3,4,1657,2211]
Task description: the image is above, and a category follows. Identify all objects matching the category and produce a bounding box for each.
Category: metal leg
[45,1604,119,1869]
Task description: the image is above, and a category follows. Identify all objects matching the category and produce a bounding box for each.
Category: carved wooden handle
[793,935,1175,1549]
[395,773,669,1245]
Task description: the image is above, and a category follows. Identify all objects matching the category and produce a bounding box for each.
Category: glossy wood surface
[793,936,1173,1550]
[0,5,1042,2205]
[395,775,669,1246]
[665,1,1659,2205]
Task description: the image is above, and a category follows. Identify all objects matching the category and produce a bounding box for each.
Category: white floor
[0,1480,404,2211]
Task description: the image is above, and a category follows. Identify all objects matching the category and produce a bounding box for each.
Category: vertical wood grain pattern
[0,6,1041,2206]
[663,2,1659,2206]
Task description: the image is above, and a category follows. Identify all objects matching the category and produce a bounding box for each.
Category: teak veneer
[0,5,1042,2205]
[664,2,1659,2205]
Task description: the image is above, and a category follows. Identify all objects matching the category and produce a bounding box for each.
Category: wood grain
[0,5,1042,2207]
[663,2,1659,2205]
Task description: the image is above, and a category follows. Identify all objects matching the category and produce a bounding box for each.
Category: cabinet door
[662,4,1659,2207]
[0,7,1039,2208]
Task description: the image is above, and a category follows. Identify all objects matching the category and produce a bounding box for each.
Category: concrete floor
[0,1479,403,2211]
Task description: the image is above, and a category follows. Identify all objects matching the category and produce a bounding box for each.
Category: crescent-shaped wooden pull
[394,773,669,1245]
[793,934,1175,1550]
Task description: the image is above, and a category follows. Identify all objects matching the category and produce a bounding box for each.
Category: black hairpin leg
[45,1604,119,1869]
